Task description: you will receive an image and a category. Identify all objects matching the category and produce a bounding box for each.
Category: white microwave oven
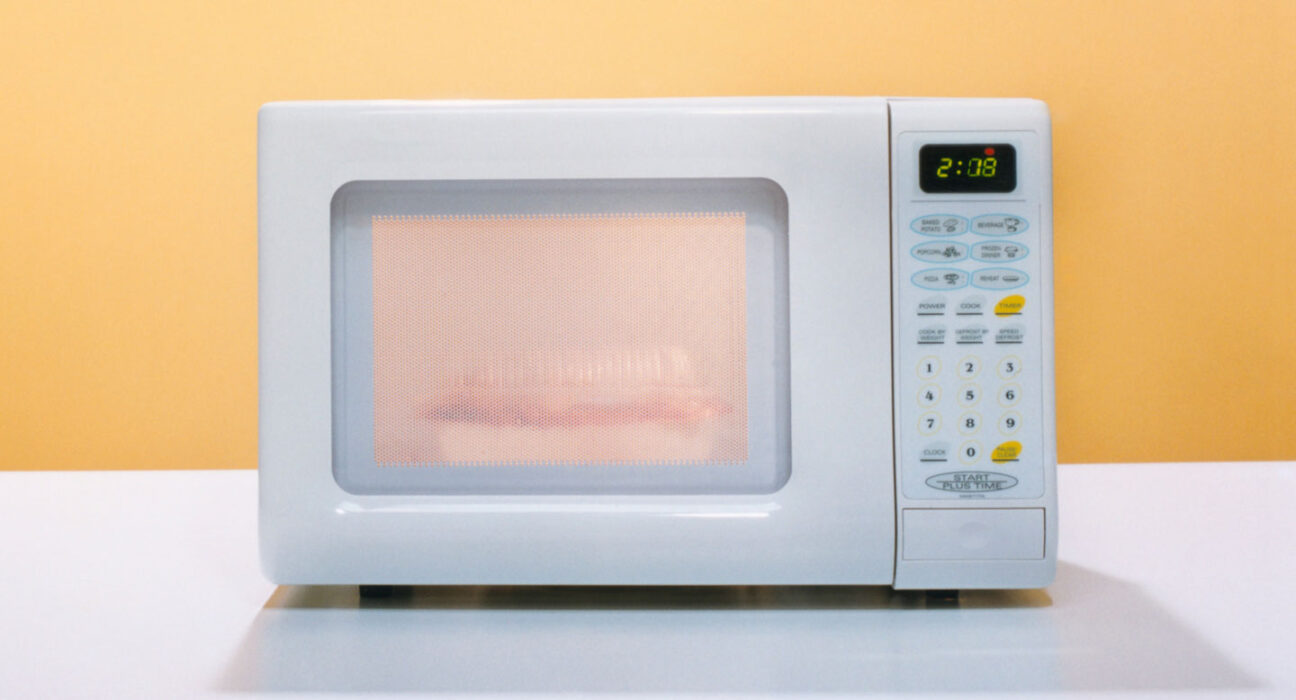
[258,97,1056,591]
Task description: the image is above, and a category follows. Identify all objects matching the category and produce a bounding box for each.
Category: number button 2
[957,355,981,379]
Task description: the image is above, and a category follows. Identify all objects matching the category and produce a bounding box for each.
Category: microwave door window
[372,213,749,467]
[330,178,790,495]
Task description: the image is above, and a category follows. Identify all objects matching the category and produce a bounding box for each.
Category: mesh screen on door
[371,213,749,467]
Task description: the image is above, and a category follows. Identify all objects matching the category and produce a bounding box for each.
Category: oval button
[991,441,1022,463]
[972,241,1029,262]
[971,214,1028,236]
[910,214,968,236]
[994,294,1026,316]
[912,268,969,290]
[911,240,969,263]
[972,268,1029,290]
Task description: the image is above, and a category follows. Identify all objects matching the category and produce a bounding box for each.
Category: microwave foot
[359,585,398,599]
[925,589,961,606]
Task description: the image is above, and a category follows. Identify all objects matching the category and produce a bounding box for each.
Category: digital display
[919,144,1016,193]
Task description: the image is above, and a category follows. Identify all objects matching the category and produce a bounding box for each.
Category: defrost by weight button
[910,214,967,236]
[913,269,969,291]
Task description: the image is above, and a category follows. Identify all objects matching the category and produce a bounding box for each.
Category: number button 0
[997,355,1023,380]
[999,411,1022,435]
[957,355,981,379]
[918,384,941,407]
[917,356,941,379]
[957,383,981,407]
[999,383,1022,407]
[959,440,982,465]
[958,412,981,435]
[918,412,942,436]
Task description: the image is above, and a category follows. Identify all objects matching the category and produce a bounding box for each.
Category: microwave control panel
[890,105,1053,505]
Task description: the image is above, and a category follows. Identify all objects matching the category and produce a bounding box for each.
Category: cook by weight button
[912,268,969,290]
[911,240,969,263]
[971,241,1029,262]
[910,214,968,236]
[917,325,947,345]
[972,269,1029,290]
[971,214,1028,236]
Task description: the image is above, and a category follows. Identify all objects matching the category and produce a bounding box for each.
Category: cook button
[910,214,968,236]
[912,269,969,290]
[972,269,1029,290]
[971,214,1028,236]
[956,295,987,317]
[911,240,969,263]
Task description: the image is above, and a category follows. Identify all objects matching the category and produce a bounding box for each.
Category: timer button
[911,240,969,263]
[910,214,968,236]
[972,241,1029,263]
[972,268,1029,290]
[971,214,1029,236]
[994,295,1026,317]
[912,268,969,291]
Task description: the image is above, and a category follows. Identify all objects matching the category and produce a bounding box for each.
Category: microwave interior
[331,178,791,495]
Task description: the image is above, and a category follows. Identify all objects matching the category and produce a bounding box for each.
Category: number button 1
[917,356,941,379]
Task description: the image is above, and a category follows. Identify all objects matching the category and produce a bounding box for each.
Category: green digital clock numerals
[920,144,1016,193]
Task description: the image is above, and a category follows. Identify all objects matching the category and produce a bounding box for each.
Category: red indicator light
[984,147,995,156]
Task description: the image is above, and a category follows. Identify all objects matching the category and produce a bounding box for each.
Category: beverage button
[911,240,969,263]
[910,214,968,236]
[971,214,1028,236]
[972,241,1029,262]
[972,268,1029,290]
[913,268,969,290]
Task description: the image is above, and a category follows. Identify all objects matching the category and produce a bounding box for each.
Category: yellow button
[991,440,1022,463]
[994,295,1025,317]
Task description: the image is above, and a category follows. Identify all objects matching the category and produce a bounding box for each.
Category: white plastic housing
[258,97,1055,588]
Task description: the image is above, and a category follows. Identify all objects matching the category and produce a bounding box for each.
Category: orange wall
[2,0,1293,469]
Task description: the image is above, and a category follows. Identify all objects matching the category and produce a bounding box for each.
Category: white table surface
[1,463,1293,699]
